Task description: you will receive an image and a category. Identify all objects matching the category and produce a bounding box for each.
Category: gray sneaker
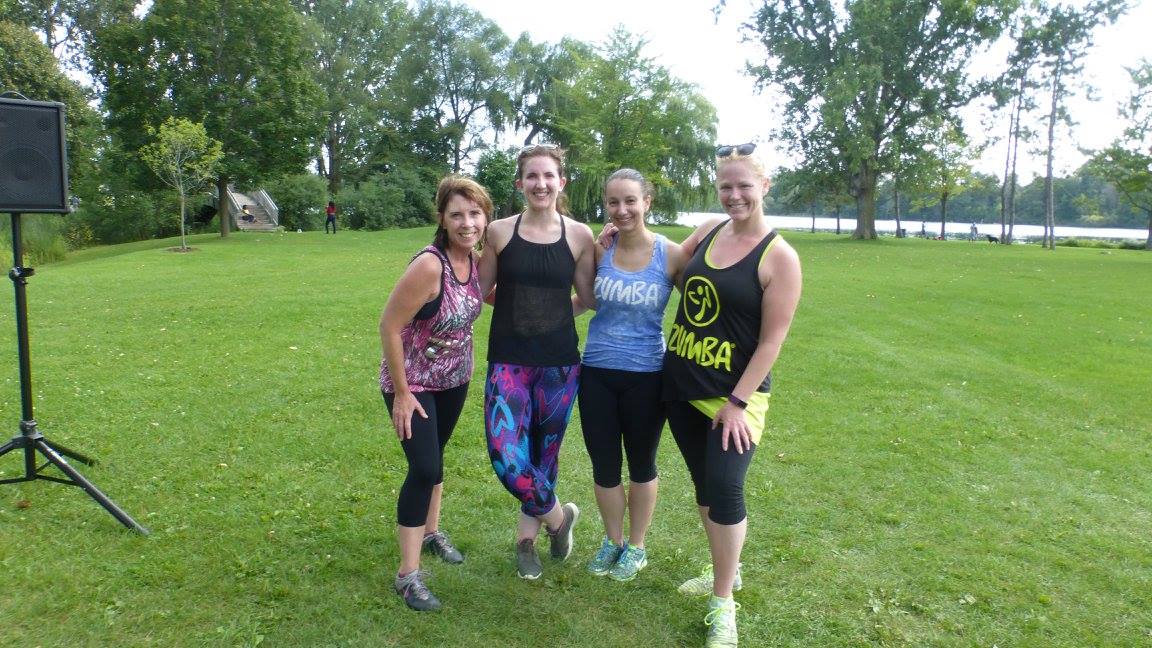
[394,570,441,611]
[547,502,580,560]
[516,538,543,580]
[422,530,464,564]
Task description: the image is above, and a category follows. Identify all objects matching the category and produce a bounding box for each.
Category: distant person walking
[326,200,337,233]
[379,175,490,611]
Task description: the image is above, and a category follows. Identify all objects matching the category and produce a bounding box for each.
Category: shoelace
[617,548,642,569]
[427,532,452,553]
[398,571,432,600]
[704,600,741,627]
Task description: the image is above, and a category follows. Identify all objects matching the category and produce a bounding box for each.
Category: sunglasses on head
[715,142,756,157]
[519,143,560,155]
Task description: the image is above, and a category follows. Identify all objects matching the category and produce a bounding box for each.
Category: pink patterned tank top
[380,245,482,393]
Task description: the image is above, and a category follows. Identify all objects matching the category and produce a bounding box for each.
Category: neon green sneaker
[608,544,648,582]
[678,563,743,596]
[587,537,624,576]
[704,595,740,647]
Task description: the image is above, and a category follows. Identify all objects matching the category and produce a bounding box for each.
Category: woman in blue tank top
[576,169,688,582]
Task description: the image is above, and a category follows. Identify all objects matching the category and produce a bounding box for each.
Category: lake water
[674,212,1148,241]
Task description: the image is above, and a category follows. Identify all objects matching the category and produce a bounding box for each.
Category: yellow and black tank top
[663,221,778,401]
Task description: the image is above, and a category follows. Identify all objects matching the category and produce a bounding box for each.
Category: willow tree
[738,0,1015,239]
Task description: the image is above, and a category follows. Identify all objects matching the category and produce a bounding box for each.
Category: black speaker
[0,97,70,214]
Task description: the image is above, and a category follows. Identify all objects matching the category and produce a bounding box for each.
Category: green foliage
[408,0,513,172]
[520,29,716,221]
[266,173,329,231]
[89,0,324,235]
[474,148,521,217]
[0,20,101,190]
[139,117,224,249]
[339,168,436,230]
[0,216,68,264]
[740,0,1016,238]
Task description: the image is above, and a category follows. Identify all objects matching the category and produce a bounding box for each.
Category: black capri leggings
[383,382,469,527]
[577,365,665,489]
[666,400,756,525]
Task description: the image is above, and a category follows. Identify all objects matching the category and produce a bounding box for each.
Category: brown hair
[432,174,492,251]
[516,143,567,179]
[604,168,655,199]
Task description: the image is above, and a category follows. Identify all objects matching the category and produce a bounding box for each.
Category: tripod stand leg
[0,438,17,456]
[41,438,94,466]
[33,438,149,535]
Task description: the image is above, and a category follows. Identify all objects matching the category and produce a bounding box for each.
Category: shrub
[0,215,69,264]
[341,168,437,231]
[266,173,328,231]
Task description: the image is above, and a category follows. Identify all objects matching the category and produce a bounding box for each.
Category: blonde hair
[716,151,769,180]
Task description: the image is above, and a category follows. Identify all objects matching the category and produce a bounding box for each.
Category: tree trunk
[1007,100,1022,245]
[893,182,903,237]
[809,202,816,233]
[940,191,949,239]
[852,163,878,239]
[217,175,231,237]
[1145,209,1151,250]
[835,205,841,235]
[1000,89,1019,243]
[1043,63,1062,250]
[326,119,341,196]
[179,193,188,250]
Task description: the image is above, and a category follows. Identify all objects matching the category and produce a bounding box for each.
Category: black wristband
[727,394,748,410]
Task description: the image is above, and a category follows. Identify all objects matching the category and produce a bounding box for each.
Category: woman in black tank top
[477,145,598,579]
[662,144,803,646]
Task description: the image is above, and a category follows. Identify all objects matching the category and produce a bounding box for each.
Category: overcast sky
[458,0,1152,179]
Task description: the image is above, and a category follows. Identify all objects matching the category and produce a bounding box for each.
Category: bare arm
[379,253,441,440]
[478,217,511,303]
[570,220,597,309]
[711,241,803,453]
[572,242,603,317]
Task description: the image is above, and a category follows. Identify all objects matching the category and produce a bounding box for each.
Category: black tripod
[0,212,148,534]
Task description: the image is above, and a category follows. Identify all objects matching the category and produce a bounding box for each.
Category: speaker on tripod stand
[0,95,147,534]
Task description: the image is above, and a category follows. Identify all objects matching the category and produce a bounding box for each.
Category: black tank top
[487,214,580,366]
[663,221,777,401]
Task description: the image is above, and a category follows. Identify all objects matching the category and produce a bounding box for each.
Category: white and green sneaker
[587,537,624,576]
[704,595,740,647]
[678,563,743,596]
[608,544,648,582]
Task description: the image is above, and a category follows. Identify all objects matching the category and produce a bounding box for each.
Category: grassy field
[0,227,1148,647]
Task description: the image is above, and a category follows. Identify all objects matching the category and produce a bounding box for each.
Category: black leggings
[383,382,469,527]
[577,365,664,488]
[666,400,756,525]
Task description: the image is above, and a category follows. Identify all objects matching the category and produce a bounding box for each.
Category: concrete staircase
[227,187,279,231]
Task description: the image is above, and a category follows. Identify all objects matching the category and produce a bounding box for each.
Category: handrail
[251,189,279,227]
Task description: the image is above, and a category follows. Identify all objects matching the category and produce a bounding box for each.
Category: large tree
[518,29,717,220]
[292,0,413,196]
[407,0,513,173]
[739,0,1015,239]
[90,0,322,237]
[1025,0,1125,250]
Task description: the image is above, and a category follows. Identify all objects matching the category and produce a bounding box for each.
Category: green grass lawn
[0,227,1148,647]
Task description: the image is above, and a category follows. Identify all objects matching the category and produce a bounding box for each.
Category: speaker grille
[0,99,68,213]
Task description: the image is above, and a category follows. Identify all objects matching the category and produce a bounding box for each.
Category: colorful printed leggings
[484,363,580,517]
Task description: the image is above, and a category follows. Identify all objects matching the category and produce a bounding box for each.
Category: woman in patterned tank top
[378,175,490,612]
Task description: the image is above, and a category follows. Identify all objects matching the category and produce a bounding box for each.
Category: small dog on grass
[986,234,1000,244]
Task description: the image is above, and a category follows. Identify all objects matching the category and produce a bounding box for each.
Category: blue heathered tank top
[582,234,674,372]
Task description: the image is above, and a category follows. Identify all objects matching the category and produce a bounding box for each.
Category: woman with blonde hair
[663,143,802,647]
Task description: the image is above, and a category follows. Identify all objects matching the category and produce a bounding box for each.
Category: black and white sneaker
[516,538,543,579]
[547,502,580,560]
